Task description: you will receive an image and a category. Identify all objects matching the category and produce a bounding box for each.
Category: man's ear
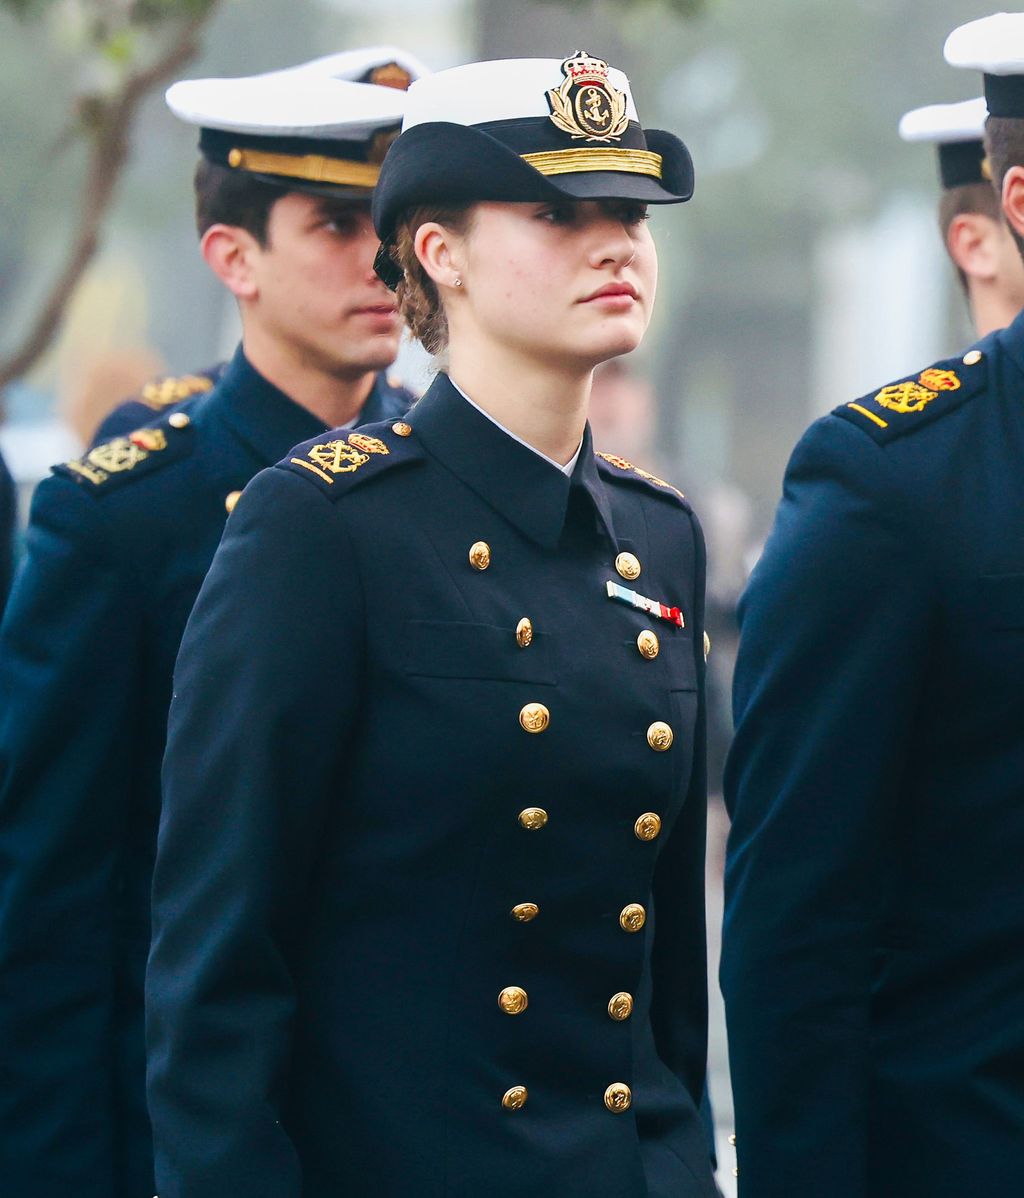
[1002,164,1024,243]
[414,221,464,293]
[200,224,262,301]
[947,212,1001,282]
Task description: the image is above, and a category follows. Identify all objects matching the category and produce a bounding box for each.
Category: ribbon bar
[605,580,685,628]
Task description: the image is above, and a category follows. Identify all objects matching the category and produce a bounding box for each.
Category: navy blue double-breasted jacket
[0,348,412,1198]
[147,374,717,1198]
[723,312,1024,1196]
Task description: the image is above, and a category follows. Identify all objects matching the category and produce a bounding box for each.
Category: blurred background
[0,0,1004,1190]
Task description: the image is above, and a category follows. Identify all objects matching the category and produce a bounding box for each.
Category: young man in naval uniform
[0,48,423,1198]
[900,94,1024,337]
[721,14,1024,1197]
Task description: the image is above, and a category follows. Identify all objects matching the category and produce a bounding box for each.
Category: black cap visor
[372,120,694,241]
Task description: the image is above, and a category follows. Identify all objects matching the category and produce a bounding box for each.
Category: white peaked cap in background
[257,44,431,85]
[401,58,640,131]
[899,97,988,144]
[165,74,407,141]
[945,13,1024,74]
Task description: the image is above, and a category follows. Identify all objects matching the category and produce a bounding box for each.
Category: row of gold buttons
[496,987,634,1021]
[469,543,644,583]
[502,1082,633,1113]
[515,808,660,843]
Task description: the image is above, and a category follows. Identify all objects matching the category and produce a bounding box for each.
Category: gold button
[703,630,711,661]
[498,985,529,1015]
[519,702,549,733]
[468,541,491,571]
[227,147,243,167]
[167,411,190,429]
[646,721,673,751]
[963,349,983,366]
[634,812,662,842]
[392,421,412,436]
[502,1085,528,1111]
[615,551,641,581]
[224,490,242,514]
[636,629,659,659]
[516,617,533,648]
[729,1134,737,1146]
[511,902,539,922]
[518,807,548,831]
[604,1082,632,1112]
[619,903,646,933]
[607,992,634,1021]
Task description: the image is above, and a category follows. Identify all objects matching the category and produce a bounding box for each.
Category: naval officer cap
[371,51,694,270]
[899,97,990,188]
[165,47,429,199]
[945,14,1024,119]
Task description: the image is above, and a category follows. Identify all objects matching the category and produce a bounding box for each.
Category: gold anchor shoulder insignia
[291,433,390,486]
[869,367,961,417]
[841,360,977,439]
[597,451,685,499]
[63,427,170,486]
[140,373,215,410]
[547,51,629,143]
[873,381,938,415]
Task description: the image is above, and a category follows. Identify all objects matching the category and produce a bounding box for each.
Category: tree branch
[0,7,217,395]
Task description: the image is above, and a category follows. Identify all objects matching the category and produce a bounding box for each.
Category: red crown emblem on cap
[563,50,611,86]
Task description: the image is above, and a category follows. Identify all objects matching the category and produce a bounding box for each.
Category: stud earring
[453,277,463,287]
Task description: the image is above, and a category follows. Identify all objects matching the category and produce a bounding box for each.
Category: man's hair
[939,181,1003,292]
[193,160,285,244]
[984,116,1024,260]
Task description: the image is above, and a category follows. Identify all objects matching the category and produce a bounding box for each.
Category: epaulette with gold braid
[139,373,216,411]
[595,451,686,502]
[54,412,195,492]
[280,421,422,501]
[834,347,988,444]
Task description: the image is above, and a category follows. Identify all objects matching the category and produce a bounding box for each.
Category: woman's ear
[414,221,464,292]
[200,224,262,301]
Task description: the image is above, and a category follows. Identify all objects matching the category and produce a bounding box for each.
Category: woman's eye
[618,204,649,226]
[538,205,575,224]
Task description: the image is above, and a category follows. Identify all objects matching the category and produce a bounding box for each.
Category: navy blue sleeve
[0,477,142,1196]
[147,466,365,1198]
[720,416,930,1196]
[0,451,15,612]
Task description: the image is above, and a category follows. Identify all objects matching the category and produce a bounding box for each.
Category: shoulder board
[595,451,688,505]
[833,348,988,444]
[138,367,221,411]
[279,420,422,501]
[54,415,196,493]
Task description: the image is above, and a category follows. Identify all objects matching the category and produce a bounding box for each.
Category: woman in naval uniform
[147,52,716,1198]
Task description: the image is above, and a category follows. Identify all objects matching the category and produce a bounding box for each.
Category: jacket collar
[208,347,328,465]
[209,347,406,465]
[410,373,616,549]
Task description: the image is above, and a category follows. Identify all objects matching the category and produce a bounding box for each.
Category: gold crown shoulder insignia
[547,50,629,143]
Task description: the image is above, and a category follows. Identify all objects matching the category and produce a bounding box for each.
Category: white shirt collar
[448,377,583,477]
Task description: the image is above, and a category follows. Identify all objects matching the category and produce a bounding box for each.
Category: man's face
[249,192,401,379]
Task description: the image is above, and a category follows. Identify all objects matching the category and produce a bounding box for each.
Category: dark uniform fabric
[147,373,716,1198]
[0,448,15,614]
[91,365,227,445]
[0,347,413,1198]
[722,316,1024,1197]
